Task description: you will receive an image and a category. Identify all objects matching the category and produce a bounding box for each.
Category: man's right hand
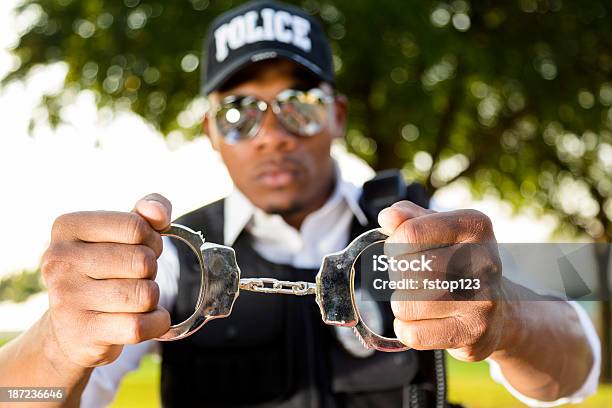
[41,193,173,368]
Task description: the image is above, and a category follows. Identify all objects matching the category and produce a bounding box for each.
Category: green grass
[0,331,610,408]
[110,355,161,408]
[109,353,612,407]
[447,357,612,407]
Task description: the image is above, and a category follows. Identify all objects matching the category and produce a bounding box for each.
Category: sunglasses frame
[209,87,336,143]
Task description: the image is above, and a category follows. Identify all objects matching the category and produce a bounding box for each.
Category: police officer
[0,1,599,407]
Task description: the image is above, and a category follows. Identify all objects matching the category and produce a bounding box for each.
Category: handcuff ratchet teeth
[155,223,409,352]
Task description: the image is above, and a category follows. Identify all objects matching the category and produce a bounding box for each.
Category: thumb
[377,200,435,235]
[133,193,173,231]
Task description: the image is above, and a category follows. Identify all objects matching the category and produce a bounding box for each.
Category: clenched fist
[378,200,506,362]
[41,194,172,368]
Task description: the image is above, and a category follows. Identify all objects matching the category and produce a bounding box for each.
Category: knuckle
[465,210,493,236]
[407,325,424,347]
[464,315,488,345]
[40,249,57,284]
[153,234,164,256]
[399,222,422,244]
[394,300,423,321]
[464,208,486,220]
[131,246,157,278]
[473,321,487,341]
[444,327,462,346]
[391,300,405,319]
[472,246,501,278]
[51,212,86,239]
[125,213,149,244]
[396,320,421,347]
[134,279,159,311]
[125,315,145,344]
[51,213,72,238]
[480,300,496,314]
[41,243,70,285]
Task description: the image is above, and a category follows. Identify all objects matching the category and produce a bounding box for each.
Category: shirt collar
[223,166,369,246]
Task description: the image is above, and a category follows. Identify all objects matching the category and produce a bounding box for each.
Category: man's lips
[254,161,303,188]
[256,168,298,188]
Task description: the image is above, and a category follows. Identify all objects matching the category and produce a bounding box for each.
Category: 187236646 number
[0,387,65,402]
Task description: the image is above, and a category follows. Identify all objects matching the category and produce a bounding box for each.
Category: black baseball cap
[201,0,334,95]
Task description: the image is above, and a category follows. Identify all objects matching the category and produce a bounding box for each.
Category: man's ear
[203,114,220,151]
[331,93,348,140]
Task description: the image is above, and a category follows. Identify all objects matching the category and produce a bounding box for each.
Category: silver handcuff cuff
[155,223,409,352]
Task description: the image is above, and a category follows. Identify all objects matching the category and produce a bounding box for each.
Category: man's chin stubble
[264,201,304,217]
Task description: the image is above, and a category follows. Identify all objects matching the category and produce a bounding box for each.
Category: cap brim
[202,48,334,95]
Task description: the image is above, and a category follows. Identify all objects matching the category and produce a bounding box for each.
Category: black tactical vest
[161,178,450,408]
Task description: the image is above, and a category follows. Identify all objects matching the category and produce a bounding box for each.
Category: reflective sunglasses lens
[215,98,262,143]
[276,90,329,136]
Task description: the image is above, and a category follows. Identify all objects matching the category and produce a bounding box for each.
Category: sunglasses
[209,87,335,144]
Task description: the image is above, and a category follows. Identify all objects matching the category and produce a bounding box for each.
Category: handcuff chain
[239,277,316,296]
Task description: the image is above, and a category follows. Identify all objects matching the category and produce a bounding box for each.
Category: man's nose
[252,108,298,152]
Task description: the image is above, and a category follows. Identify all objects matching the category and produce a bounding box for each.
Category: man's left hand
[378,200,507,362]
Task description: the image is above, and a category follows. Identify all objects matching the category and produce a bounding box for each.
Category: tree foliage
[5,0,612,241]
[0,269,44,303]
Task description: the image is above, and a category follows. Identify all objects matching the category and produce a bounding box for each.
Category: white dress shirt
[81,175,600,408]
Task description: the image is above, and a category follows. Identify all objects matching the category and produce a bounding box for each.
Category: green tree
[0,269,45,303]
[3,0,611,379]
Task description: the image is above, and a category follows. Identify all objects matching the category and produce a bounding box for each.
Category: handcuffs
[155,223,409,352]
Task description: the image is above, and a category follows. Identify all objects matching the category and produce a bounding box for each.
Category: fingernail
[378,207,392,219]
[391,201,411,208]
[145,200,169,217]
